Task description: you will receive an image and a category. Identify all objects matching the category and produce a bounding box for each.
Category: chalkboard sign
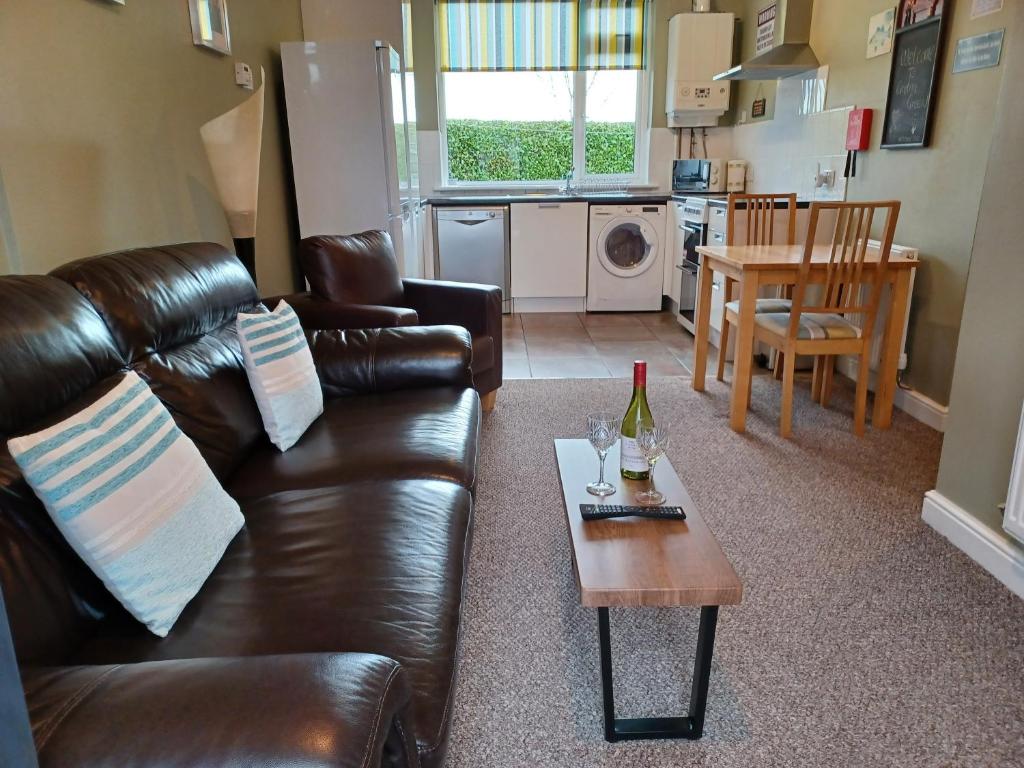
[881,16,947,149]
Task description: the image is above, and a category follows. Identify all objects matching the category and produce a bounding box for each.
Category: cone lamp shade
[200,69,265,283]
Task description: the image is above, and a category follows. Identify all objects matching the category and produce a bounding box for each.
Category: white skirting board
[837,357,948,432]
[512,297,586,313]
[922,490,1024,599]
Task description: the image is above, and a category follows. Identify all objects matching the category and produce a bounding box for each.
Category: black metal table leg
[597,605,720,742]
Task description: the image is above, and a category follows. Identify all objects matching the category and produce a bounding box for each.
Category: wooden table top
[696,242,920,271]
[555,439,742,609]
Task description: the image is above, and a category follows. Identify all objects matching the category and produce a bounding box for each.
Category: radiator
[844,241,919,374]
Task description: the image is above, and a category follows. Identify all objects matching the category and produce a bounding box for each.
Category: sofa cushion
[227,386,480,500]
[51,243,258,361]
[0,276,125,443]
[0,274,127,665]
[23,653,418,768]
[237,302,323,451]
[70,479,473,766]
[51,244,265,479]
[8,372,244,637]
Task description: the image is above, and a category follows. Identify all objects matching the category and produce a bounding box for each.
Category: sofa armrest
[401,279,501,340]
[23,653,419,768]
[267,292,419,330]
[309,325,473,398]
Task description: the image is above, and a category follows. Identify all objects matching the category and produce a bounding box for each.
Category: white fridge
[281,40,422,277]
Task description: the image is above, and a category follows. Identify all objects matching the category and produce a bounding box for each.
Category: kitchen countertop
[705,196,812,209]
[669,193,814,209]
[427,192,672,206]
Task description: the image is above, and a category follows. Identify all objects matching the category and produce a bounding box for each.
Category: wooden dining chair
[717,192,798,385]
[751,200,900,438]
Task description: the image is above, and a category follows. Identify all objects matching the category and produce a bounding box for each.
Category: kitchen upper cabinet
[510,202,588,298]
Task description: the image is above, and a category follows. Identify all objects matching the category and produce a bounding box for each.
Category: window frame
[437,68,651,189]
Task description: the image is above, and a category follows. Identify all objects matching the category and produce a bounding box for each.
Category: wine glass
[585,412,620,497]
[635,425,670,506]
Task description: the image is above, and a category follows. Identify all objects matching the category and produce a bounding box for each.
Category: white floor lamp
[200,69,265,285]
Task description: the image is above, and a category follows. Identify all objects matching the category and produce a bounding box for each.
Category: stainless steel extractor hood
[714,0,819,81]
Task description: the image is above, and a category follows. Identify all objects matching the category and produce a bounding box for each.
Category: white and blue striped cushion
[237,301,323,451]
[7,372,244,637]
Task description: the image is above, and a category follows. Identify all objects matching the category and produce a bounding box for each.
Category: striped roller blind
[579,0,645,70]
[436,0,645,72]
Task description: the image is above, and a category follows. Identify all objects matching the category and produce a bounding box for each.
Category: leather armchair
[280,230,503,410]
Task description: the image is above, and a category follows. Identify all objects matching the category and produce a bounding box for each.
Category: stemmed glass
[635,425,670,506]
[585,412,620,497]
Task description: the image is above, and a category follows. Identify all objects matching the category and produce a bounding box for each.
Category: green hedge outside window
[446,119,635,182]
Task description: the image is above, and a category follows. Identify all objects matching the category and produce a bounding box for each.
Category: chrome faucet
[561,167,576,196]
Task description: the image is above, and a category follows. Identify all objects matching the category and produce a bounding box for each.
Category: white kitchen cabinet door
[510,202,589,298]
[665,202,685,301]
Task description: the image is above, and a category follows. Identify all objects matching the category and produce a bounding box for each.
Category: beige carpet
[445,376,1024,767]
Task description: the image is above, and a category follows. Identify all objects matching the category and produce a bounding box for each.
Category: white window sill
[432,183,659,195]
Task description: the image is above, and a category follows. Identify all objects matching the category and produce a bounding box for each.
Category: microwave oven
[672,159,726,193]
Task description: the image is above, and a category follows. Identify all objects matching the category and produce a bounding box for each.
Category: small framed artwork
[866,7,896,59]
[897,0,944,30]
[189,0,231,55]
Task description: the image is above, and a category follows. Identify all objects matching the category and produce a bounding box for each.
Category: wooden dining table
[692,242,919,433]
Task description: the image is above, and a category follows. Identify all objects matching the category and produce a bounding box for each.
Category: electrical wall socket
[234,62,254,90]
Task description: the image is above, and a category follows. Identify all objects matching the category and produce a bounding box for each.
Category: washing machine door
[597,216,659,278]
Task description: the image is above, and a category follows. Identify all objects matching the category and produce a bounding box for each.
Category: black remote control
[579,504,687,522]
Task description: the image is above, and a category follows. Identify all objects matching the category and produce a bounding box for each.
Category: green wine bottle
[620,360,654,480]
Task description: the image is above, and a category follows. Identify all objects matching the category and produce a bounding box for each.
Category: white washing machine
[587,203,666,312]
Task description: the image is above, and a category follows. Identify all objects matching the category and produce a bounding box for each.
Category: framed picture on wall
[897,0,944,30]
[189,0,231,55]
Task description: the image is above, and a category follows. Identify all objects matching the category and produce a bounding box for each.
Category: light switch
[234,62,254,90]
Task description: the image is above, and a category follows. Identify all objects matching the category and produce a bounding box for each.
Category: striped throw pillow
[237,301,323,451]
[7,372,244,637]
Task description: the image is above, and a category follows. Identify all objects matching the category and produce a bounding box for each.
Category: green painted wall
[807,0,1011,405]
[0,0,303,294]
[935,4,1024,540]
[728,0,1012,406]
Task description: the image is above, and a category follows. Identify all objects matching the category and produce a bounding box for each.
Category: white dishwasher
[433,206,511,313]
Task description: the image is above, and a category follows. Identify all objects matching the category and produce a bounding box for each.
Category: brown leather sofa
[283,230,503,410]
[0,243,479,768]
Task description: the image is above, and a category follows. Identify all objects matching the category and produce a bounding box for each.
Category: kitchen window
[436,0,648,187]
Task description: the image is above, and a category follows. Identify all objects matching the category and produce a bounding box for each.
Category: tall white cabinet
[510,202,589,312]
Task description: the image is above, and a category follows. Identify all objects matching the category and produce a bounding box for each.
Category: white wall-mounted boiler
[666,12,735,128]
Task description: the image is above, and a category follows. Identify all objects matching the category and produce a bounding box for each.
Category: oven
[675,198,710,333]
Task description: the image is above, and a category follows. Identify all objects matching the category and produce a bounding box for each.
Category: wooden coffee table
[555,439,743,742]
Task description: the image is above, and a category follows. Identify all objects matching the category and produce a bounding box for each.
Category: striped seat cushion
[724,298,793,314]
[237,301,323,452]
[7,372,244,637]
[755,312,862,340]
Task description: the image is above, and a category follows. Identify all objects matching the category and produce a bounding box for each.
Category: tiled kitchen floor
[502,311,711,379]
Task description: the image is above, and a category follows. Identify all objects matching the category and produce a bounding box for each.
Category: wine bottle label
[620,437,648,472]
